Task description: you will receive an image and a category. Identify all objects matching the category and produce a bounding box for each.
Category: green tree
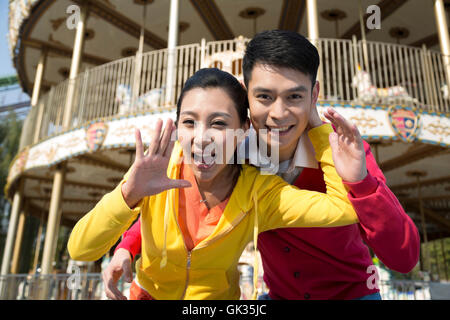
[0,111,23,198]
[0,111,23,265]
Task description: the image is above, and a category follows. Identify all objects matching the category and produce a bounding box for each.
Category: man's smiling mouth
[266,125,295,136]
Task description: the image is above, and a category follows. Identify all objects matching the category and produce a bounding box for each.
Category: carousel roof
[8,0,448,95]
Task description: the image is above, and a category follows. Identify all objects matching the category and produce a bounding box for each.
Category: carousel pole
[32,209,45,273]
[30,48,48,108]
[358,0,370,72]
[33,47,48,143]
[306,0,323,100]
[10,207,27,274]
[434,0,450,98]
[0,180,24,275]
[41,2,89,297]
[165,0,179,106]
[131,2,147,109]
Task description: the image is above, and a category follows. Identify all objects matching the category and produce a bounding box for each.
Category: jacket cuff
[109,180,143,225]
[307,124,333,157]
[114,242,135,260]
[344,172,379,198]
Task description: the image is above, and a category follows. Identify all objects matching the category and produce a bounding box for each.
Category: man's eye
[256,94,271,99]
[289,94,303,99]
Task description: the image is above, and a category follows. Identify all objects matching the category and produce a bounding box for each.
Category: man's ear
[312,80,320,105]
[239,79,247,90]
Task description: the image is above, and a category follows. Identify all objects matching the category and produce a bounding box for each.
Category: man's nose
[268,98,288,121]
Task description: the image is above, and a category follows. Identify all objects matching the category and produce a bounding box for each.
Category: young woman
[68,68,366,300]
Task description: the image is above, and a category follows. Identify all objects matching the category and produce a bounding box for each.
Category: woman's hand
[323,108,367,183]
[121,118,191,208]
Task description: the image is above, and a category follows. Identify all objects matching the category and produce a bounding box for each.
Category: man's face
[247,63,319,161]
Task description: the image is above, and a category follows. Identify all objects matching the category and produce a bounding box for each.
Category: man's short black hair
[243,30,320,89]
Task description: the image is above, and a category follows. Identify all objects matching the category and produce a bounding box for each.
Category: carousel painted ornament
[86,122,108,152]
[6,147,29,185]
[388,107,420,142]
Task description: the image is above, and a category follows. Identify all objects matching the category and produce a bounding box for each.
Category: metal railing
[1,273,443,300]
[18,37,450,151]
[0,273,105,300]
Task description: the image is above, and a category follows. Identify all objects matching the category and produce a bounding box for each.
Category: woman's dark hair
[176,68,249,125]
[243,30,320,90]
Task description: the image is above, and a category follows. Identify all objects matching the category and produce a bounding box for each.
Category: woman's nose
[193,125,214,148]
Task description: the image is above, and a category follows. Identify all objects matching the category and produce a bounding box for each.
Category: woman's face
[177,87,248,183]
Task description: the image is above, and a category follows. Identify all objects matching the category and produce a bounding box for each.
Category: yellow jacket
[68,124,358,300]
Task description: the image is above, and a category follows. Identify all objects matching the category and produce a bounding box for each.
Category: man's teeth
[269,126,291,132]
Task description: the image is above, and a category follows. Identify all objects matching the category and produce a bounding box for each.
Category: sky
[0,1,18,78]
[0,1,30,110]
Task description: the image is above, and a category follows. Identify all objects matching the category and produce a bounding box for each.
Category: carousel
[1,0,450,300]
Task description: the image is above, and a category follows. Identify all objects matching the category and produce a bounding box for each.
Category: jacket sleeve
[114,218,142,260]
[258,124,359,232]
[342,141,420,273]
[67,178,144,262]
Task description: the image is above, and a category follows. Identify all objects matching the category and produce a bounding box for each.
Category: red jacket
[115,141,420,300]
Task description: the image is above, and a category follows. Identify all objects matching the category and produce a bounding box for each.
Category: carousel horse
[116,84,164,115]
[352,65,417,104]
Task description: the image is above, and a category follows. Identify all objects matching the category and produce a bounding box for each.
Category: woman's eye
[212,121,226,127]
[182,119,194,126]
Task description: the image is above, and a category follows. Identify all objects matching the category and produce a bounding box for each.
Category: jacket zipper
[177,210,248,299]
[170,167,250,299]
[171,188,191,300]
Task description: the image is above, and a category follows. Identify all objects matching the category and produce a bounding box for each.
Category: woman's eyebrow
[180,111,231,118]
[210,112,232,119]
[180,111,197,116]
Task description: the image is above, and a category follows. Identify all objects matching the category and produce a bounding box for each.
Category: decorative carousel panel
[419,113,450,146]
[25,127,87,168]
[318,104,450,146]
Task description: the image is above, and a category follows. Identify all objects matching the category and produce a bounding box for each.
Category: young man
[102,30,419,300]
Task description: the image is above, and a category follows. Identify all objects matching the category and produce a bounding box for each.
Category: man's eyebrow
[252,86,309,93]
[286,85,309,93]
[252,87,273,93]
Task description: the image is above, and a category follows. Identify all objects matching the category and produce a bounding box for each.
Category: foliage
[0,110,23,200]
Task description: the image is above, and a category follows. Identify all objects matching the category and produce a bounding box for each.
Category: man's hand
[323,107,367,183]
[102,248,133,300]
